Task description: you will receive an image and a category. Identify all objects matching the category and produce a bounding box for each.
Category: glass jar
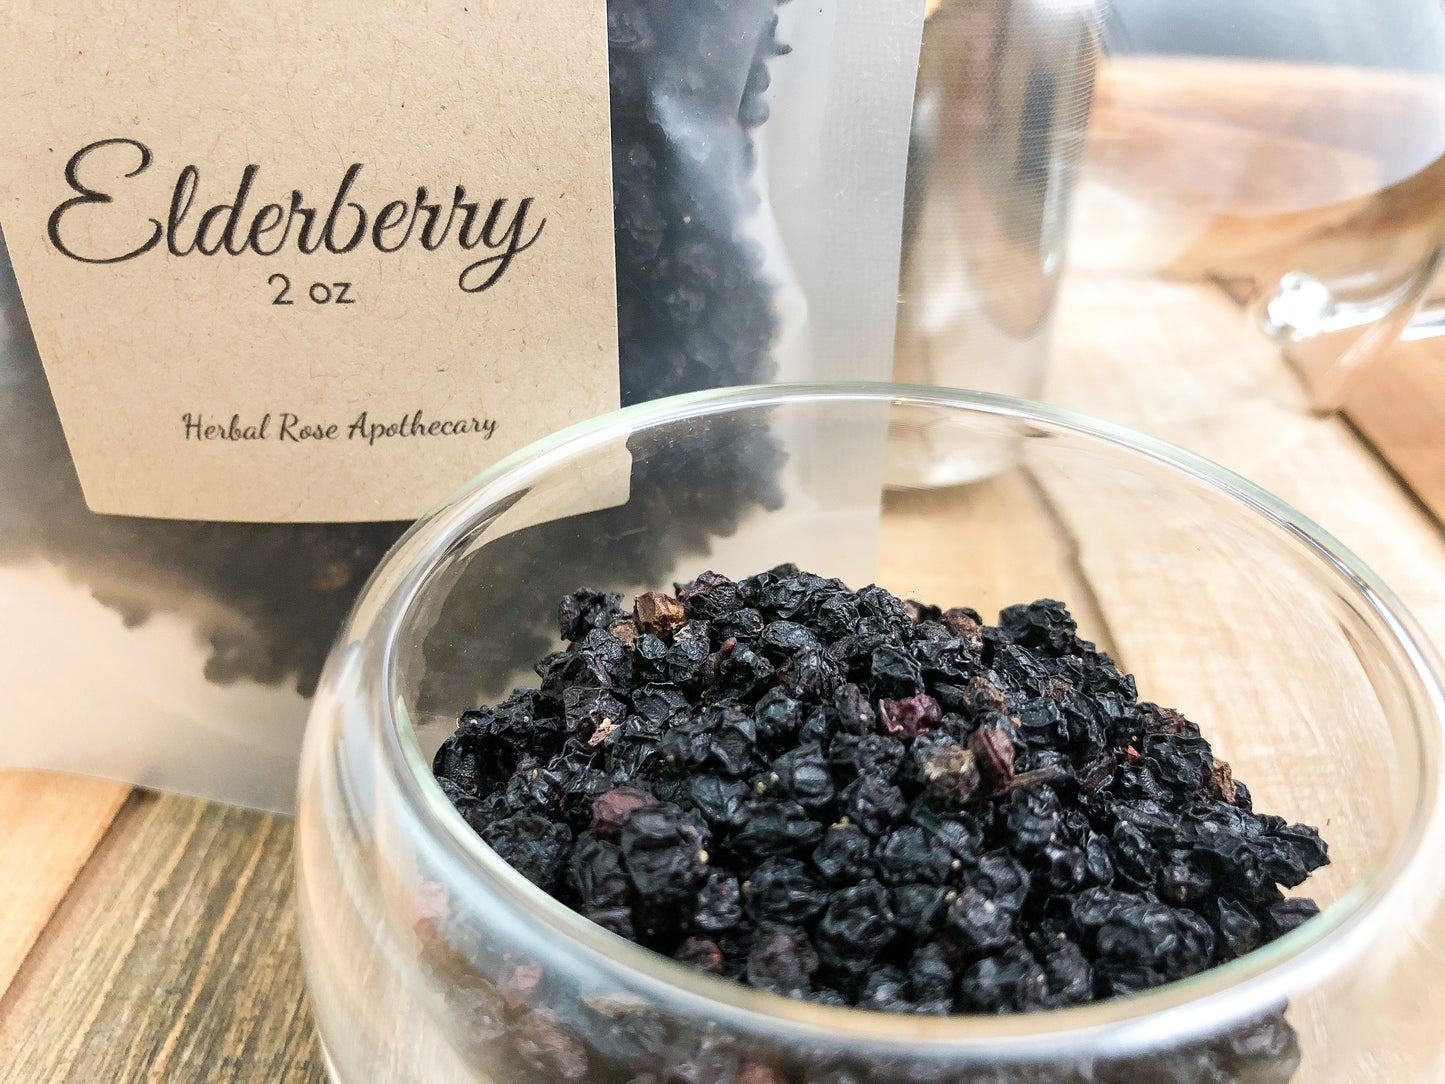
[1071,0,1445,411]
[296,384,1445,1084]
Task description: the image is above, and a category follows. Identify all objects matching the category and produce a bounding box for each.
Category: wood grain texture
[1075,56,1445,416]
[1048,276,1445,647]
[1077,56,1445,284]
[876,469,1113,655]
[0,790,324,1084]
[1344,335,1445,526]
[0,771,130,996]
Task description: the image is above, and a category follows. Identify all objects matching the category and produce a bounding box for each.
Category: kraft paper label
[0,0,621,521]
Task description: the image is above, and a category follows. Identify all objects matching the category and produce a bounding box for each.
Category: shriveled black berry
[838,776,907,838]
[1038,932,1093,1007]
[567,834,630,912]
[964,851,1031,915]
[673,937,726,975]
[947,886,1017,955]
[482,815,573,892]
[998,599,1078,656]
[558,589,626,643]
[714,607,767,645]
[746,922,818,998]
[767,743,835,808]
[783,647,843,701]
[875,826,954,886]
[619,802,707,903]
[908,941,955,1012]
[583,905,634,941]
[810,824,873,886]
[831,683,878,735]
[958,944,1051,1013]
[744,857,829,924]
[1267,897,1322,937]
[814,879,897,973]
[666,637,712,687]
[869,643,924,697]
[859,966,912,1012]
[1212,897,1265,959]
[759,620,824,660]
[828,733,905,781]
[676,570,744,620]
[890,883,948,940]
[754,688,805,743]
[686,775,749,828]
[913,807,985,866]
[691,869,746,936]
[1072,887,1216,996]
[729,800,825,859]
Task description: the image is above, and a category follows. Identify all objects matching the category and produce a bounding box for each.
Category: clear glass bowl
[295,384,1445,1084]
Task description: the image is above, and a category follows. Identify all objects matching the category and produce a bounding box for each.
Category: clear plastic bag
[0,0,925,809]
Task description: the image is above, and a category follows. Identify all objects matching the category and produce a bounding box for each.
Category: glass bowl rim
[355,381,1445,1057]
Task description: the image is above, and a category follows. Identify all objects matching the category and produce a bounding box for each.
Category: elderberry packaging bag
[0,0,928,809]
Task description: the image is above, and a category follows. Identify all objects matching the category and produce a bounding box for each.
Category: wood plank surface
[0,772,130,996]
[0,790,324,1084]
[1344,334,1445,526]
[1047,276,1445,646]
[877,468,1111,653]
[1079,57,1445,285]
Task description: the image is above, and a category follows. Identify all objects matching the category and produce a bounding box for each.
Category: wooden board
[0,772,130,995]
[1047,276,1445,645]
[1343,334,1445,526]
[877,469,1111,654]
[0,790,325,1084]
[1078,56,1445,288]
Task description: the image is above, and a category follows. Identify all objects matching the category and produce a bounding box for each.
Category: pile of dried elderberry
[434,566,1330,1024]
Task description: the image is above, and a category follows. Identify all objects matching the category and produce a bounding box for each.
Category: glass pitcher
[1072,0,1445,411]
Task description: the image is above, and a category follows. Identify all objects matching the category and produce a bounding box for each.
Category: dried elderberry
[432,569,1331,1084]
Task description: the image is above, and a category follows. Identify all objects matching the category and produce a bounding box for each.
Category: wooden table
[4,270,1444,1081]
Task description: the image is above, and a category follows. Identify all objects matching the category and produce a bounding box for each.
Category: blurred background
[896,0,1445,520]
